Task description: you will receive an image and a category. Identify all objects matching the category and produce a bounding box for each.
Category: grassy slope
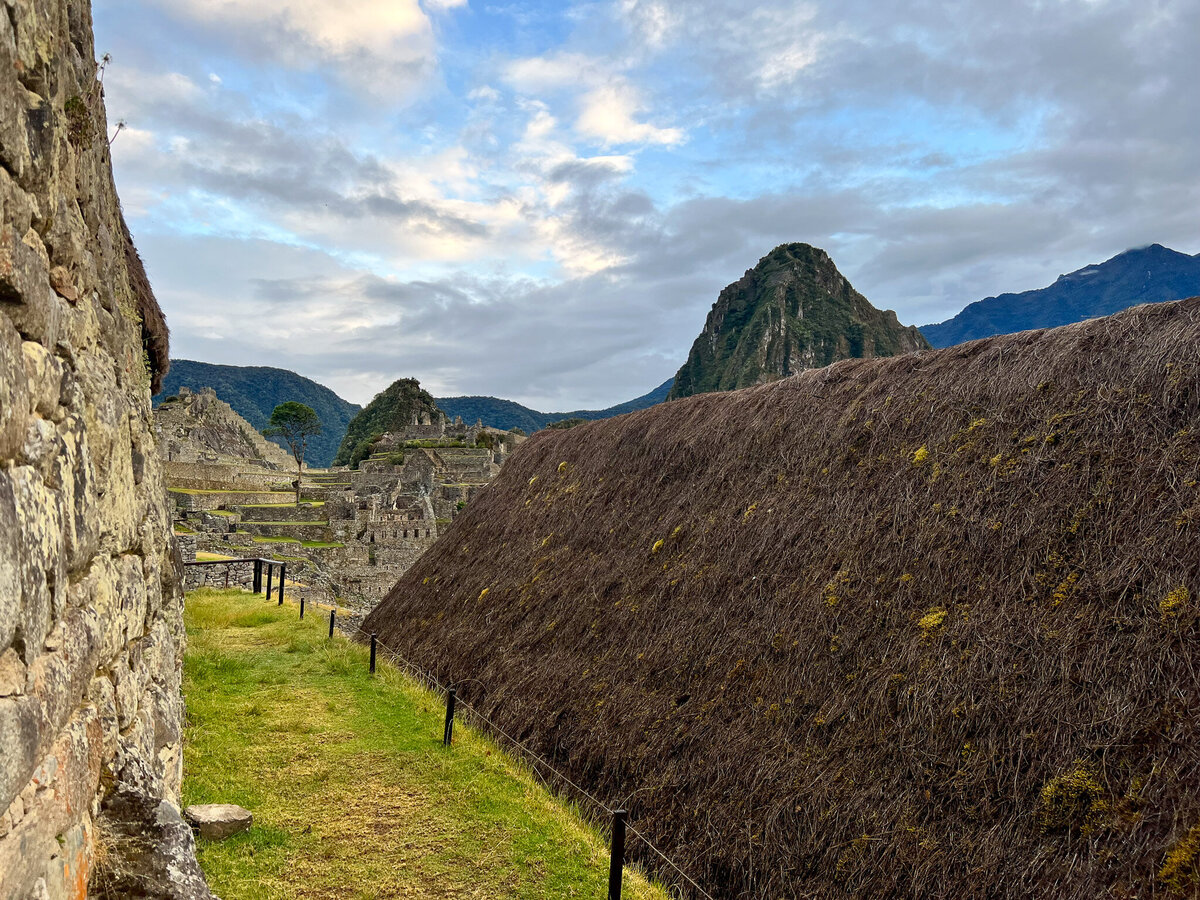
[182,588,667,900]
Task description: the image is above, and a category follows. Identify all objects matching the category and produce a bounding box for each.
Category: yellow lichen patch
[742,502,758,522]
[557,461,569,475]
[1052,571,1080,606]
[824,569,851,607]
[651,539,664,554]
[1160,824,1200,894]
[918,607,947,634]
[478,587,489,600]
[1160,586,1190,619]
[1036,763,1108,833]
[528,475,538,486]
[912,446,929,465]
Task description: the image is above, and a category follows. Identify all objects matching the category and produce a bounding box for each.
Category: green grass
[171,488,294,495]
[249,535,300,544]
[183,588,667,900]
[300,540,345,548]
[240,501,326,508]
[240,520,331,526]
[206,510,237,517]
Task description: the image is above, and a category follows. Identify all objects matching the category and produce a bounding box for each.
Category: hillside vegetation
[438,379,674,433]
[921,243,1200,348]
[333,377,442,467]
[156,360,361,467]
[366,297,1200,898]
[669,243,929,399]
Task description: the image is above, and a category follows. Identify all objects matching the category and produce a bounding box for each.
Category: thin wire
[355,626,714,899]
[625,821,715,900]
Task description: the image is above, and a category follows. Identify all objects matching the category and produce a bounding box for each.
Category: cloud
[140,0,440,98]
[577,84,684,146]
[504,52,599,92]
[96,0,1200,411]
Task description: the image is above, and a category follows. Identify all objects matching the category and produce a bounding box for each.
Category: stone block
[87,675,118,763]
[0,648,27,697]
[9,465,62,661]
[0,314,29,460]
[0,473,20,653]
[0,695,38,814]
[20,414,57,474]
[21,340,62,417]
[111,651,140,730]
[184,804,252,841]
[0,224,59,346]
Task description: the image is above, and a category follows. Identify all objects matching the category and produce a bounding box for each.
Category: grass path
[183,588,669,900]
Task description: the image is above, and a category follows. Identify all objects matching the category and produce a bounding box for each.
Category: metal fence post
[253,559,262,594]
[608,810,627,900]
[369,633,377,674]
[299,595,305,619]
[279,564,286,605]
[328,609,335,639]
[443,687,457,747]
[265,564,274,602]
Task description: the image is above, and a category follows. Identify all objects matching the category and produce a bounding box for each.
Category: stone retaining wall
[0,2,209,896]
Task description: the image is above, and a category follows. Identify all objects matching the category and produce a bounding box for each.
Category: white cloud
[143,0,439,97]
[504,52,601,92]
[577,84,683,146]
[423,0,468,10]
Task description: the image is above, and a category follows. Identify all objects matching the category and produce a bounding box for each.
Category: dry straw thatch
[365,297,1200,898]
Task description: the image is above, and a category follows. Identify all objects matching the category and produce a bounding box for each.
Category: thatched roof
[365,297,1200,898]
[119,211,169,393]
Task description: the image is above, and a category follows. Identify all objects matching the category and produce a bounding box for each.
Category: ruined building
[159,390,524,610]
[0,1,210,895]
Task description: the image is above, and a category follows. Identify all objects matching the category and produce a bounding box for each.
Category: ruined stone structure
[159,392,524,611]
[0,1,209,896]
[155,386,298,470]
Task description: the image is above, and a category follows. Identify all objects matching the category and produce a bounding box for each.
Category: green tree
[263,402,322,504]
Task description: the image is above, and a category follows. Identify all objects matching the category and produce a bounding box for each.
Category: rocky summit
[669,243,930,399]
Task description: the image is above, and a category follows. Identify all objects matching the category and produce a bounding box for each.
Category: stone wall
[0,1,208,897]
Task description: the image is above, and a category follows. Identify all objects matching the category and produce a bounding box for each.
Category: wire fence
[350,624,716,900]
[192,575,715,897]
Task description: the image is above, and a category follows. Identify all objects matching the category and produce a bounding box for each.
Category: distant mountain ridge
[920,244,1200,347]
[669,243,929,399]
[155,360,361,468]
[436,379,674,433]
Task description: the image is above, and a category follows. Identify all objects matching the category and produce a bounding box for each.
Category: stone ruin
[0,1,210,896]
[158,389,525,613]
[155,386,298,469]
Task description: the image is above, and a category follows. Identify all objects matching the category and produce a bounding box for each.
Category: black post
[443,687,457,747]
[252,559,262,594]
[328,609,336,639]
[278,564,286,605]
[369,633,377,674]
[299,595,305,619]
[608,810,627,900]
[265,564,274,602]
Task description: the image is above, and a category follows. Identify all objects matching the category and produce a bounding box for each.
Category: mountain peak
[668,244,929,400]
[922,244,1200,348]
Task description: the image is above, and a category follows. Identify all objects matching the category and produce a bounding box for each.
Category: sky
[93,0,1200,409]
